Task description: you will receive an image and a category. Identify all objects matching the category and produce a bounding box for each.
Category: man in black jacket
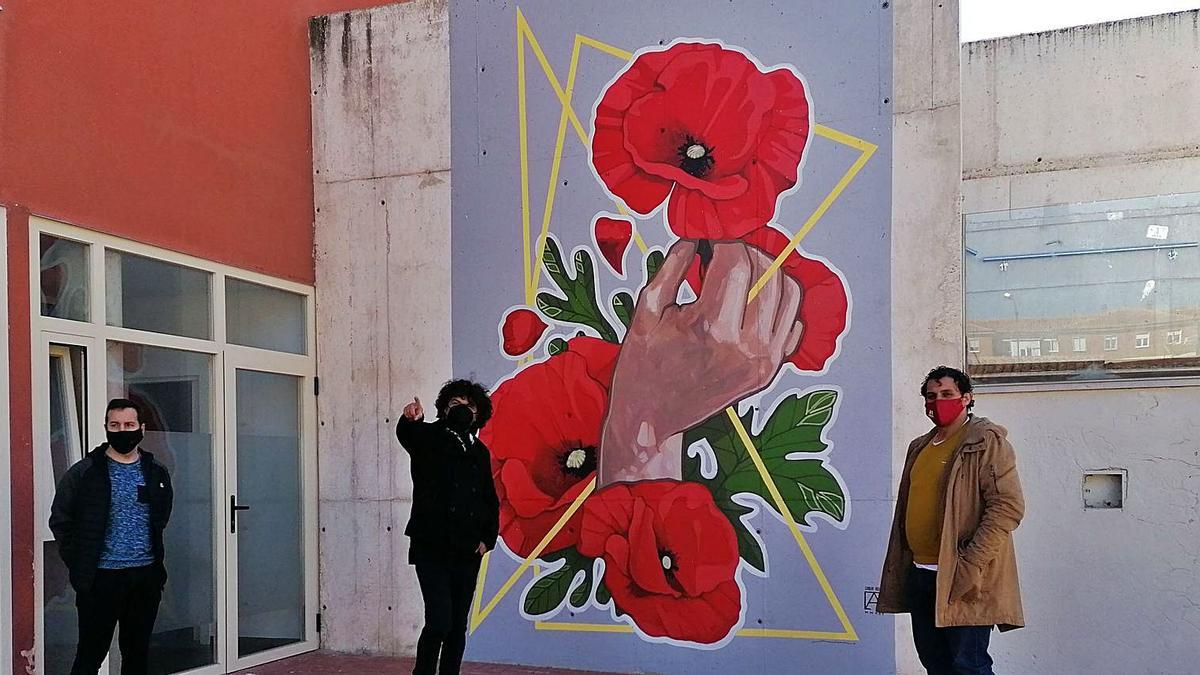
[396,379,500,675]
[50,398,173,675]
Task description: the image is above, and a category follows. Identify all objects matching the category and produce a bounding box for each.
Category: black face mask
[107,429,144,455]
[445,404,475,433]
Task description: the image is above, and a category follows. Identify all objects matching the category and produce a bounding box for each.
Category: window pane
[44,345,87,675]
[226,279,307,354]
[106,251,212,339]
[966,193,1200,381]
[40,235,89,321]
[108,342,218,672]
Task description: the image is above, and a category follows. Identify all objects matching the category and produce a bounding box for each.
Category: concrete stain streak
[309,15,331,68]
[340,12,353,68]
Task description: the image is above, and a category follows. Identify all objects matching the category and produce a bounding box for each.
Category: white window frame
[967,337,981,353]
[1166,329,1184,345]
[1073,337,1087,352]
[28,216,318,675]
[1135,333,1151,349]
[1104,336,1119,351]
[1046,338,1060,354]
[0,206,13,675]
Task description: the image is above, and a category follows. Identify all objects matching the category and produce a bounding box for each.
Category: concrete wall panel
[312,2,453,655]
[963,11,1200,179]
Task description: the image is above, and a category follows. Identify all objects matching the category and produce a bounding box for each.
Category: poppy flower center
[558,445,597,479]
[658,548,685,592]
[676,136,715,178]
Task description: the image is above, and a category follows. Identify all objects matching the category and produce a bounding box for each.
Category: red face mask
[925,398,965,427]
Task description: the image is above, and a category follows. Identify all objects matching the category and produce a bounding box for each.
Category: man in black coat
[396,379,500,675]
[49,398,173,675]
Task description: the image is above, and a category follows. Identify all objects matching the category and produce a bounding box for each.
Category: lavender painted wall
[450,2,893,672]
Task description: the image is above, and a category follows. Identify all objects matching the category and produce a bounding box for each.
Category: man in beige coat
[878,366,1024,674]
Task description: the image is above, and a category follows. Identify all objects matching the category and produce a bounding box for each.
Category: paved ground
[232,651,621,675]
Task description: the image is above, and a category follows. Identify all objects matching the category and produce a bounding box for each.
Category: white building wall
[962,12,1200,674]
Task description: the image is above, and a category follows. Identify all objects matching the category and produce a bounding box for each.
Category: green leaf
[536,239,619,343]
[547,337,568,356]
[683,409,752,483]
[574,249,594,282]
[682,391,848,532]
[522,565,575,617]
[541,239,569,286]
[568,564,593,609]
[645,250,665,284]
[535,293,565,318]
[756,391,835,461]
[611,292,634,329]
[771,459,847,523]
[719,498,765,573]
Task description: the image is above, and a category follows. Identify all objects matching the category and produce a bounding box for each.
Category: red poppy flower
[591,42,811,241]
[593,215,634,275]
[500,307,550,357]
[578,480,742,644]
[686,225,849,372]
[481,337,620,558]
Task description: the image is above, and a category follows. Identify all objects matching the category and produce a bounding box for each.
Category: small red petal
[594,216,634,275]
[500,308,549,357]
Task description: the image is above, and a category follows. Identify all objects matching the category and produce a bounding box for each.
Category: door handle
[230,495,251,534]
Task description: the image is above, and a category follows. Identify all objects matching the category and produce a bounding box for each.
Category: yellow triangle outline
[468,7,877,642]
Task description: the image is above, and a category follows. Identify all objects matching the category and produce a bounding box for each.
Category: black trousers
[71,566,162,675]
[412,555,481,675]
[909,567,994,675]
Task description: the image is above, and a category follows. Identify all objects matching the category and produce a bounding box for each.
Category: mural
[452,2,892,672]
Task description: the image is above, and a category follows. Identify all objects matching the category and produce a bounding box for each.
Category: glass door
[106,341,224,675]
[223,358,317,672]
[38,337,96,675]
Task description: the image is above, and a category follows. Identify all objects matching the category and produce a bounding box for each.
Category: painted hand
[598,240,804,486]
[476,542,488,556]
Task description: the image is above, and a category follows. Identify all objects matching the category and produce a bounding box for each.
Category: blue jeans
[909,567,994,675]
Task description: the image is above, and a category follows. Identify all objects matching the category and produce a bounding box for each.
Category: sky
[961,0,1200,41]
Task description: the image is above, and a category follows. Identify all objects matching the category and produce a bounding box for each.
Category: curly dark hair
[434,379,493,430]
[921,365,975,409]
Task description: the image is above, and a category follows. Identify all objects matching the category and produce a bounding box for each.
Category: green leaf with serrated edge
[756,392,835,461]
[522,565,574,617]
[547,337,568,356]
[611,292,633,329]
[537,241,619,343]
[523,548,592,616]
[683,392,847,529]
[568,564,593,609]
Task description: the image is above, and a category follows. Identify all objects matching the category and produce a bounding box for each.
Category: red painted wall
[2,3,398,671]
[0,0,397,284]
